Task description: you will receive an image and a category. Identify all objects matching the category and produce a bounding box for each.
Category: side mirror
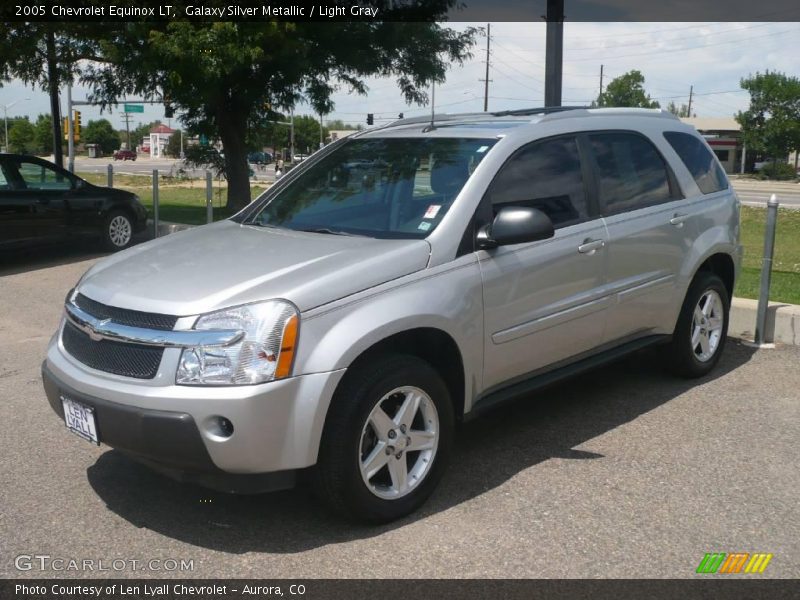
[477,206,555,249]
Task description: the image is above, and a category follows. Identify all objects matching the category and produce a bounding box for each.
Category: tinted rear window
[589,132,673,214]
[664,131,728,195]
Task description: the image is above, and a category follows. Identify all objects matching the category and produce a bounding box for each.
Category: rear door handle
[577,238,605,254]
[670,213,689,227]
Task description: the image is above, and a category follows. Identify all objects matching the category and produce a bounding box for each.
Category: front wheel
[101,210,134,251]
[313,355,454,523]
[663,272,729,378]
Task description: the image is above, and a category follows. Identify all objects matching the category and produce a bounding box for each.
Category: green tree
[736,71,800,166]
[33,114,56,154]
[292,115,328,155]
[83,118,120,154]
[666,101,691,118]
[8,117,35,153]
[0,23,101,166]
[165,130,183,157]
[597,70,660,109]
[325,119,358,131]
[81,10,476,210]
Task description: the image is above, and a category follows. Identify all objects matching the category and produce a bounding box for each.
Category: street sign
[124,104,144,113]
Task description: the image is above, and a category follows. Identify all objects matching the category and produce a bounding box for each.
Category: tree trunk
[45,30,63,168]
[217,109,251,212]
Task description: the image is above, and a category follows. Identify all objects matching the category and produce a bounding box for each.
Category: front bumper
[43,333,346,489]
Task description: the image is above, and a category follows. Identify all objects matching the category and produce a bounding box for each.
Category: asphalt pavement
[0,245,798,579]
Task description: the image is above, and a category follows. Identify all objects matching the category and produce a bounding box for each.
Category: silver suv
[42,107,741,522]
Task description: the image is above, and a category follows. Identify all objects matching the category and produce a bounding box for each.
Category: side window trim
[582,128,684,217]
[483,132,598,225]
[457,133,599,257]
[662,130,729,196]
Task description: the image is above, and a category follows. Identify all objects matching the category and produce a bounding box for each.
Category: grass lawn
[77,171,269,226]
[736,206,800,305]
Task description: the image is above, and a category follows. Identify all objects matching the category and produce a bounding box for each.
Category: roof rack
[363,105,678,135]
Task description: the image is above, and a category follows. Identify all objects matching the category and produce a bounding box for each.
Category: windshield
[249,137,496,238]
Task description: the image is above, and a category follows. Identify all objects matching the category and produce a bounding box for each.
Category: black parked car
[0,154,147,251]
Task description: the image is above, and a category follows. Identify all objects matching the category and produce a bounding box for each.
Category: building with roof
[680,117,742,174]
[148,123,176,159]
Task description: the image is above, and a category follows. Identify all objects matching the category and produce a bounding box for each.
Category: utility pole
[544,0,565,107]
[319,112,324,149]
[687,85,694,117]
[480,23,492,112]
[599,64,604,101]
[67,83,74,172]
[45,30,63,167]
[121,113,132,148]
[289,109,295,162]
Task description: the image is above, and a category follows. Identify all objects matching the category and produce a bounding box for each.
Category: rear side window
[589,132,672,214]
[664,131,728,195]
[14,160,72,191]
[487,135,588,228]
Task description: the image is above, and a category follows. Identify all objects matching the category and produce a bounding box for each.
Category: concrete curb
[729,297,800,346]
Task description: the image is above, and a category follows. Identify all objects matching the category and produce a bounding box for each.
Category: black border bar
[3,579,800,600]
[3,0,800,22]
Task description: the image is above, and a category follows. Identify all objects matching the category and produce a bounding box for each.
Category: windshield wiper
[300,227,363,237]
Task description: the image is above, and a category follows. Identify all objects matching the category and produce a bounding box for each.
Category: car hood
[78,220,431,316]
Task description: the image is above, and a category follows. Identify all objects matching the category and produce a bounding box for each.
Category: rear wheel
[313,354,454,523]
[663,272,729,378]
[102,210,134,251]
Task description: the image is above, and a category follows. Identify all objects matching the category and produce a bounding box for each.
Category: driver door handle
[577,238,605,255]
[670,213,689,227]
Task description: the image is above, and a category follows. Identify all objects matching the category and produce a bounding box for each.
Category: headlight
[176,300,299,385]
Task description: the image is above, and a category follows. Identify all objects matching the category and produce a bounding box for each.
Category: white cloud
[1,21,797,130]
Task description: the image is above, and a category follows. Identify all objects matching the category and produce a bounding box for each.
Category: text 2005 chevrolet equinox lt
[43,107,741,522]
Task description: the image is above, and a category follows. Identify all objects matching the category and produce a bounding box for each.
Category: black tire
[663,272,730,378]
[101,210,134,251]
[313,354,454,523]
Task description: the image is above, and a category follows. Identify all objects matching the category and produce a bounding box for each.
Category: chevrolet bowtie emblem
[88,319,111,341]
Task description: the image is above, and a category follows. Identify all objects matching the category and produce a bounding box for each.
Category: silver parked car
[42,107,741,522]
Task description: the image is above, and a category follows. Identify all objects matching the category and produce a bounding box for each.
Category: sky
[1,21,798,131]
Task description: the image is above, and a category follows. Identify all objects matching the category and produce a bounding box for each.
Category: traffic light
[398,113,404,119]
[62,117,69,141]
[366,113,374,125]
[163,92,174,118]
[73,110,81,141]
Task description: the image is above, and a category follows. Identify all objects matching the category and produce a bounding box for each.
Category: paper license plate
[61,395,99,445]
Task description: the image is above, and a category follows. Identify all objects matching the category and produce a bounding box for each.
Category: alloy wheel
[358,386,439,500]
[108,215,132,247]
[691,289,724,362]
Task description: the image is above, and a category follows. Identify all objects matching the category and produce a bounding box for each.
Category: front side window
[250,137,496,239]
[589,132,673,214]
[664,131,728,195]
[486,135,588,228]
[14,160,72,191]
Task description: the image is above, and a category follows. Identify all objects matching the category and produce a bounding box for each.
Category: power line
[566,28,797,62]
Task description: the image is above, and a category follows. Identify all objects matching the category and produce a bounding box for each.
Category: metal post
[152,169,159,238]
[3,106,8,153]
[67,83,75,173]
[754,194,780,346]
[206,170,213,224]
[289,109,295,163]
[544,0,564,107]
[740,143,746,174]
[107,163,113,188]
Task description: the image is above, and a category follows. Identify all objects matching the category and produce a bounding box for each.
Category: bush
[759,161,797,180]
